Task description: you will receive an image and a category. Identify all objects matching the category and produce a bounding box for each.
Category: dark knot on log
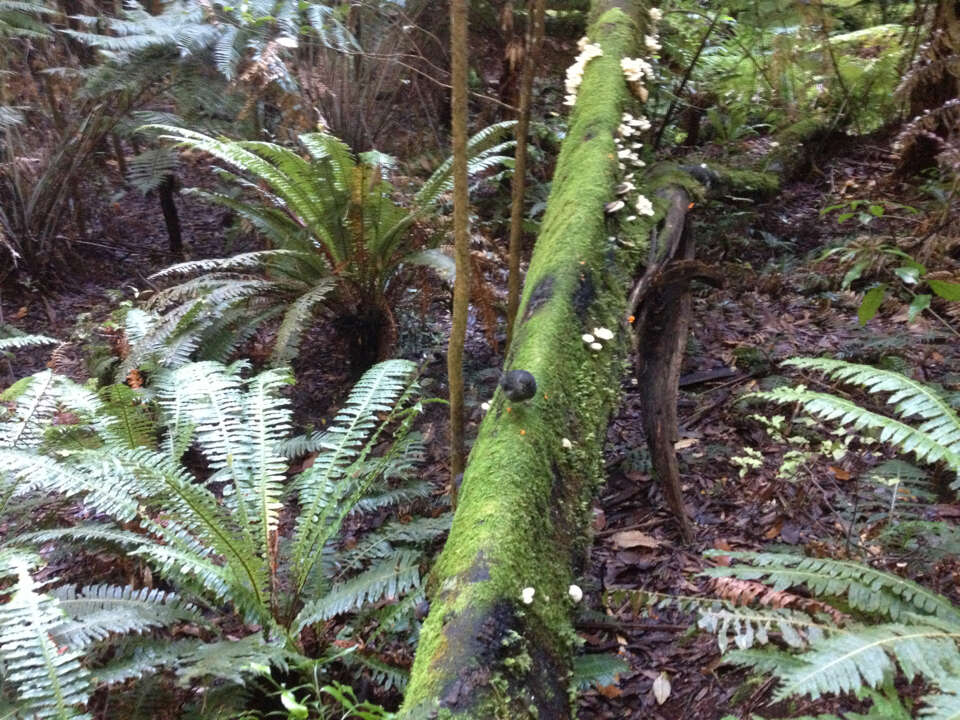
[499,369,537,402]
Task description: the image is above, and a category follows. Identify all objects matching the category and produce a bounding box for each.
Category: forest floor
[2,133,959,719]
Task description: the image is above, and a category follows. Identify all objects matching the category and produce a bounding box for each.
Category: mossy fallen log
[397,2,701,718]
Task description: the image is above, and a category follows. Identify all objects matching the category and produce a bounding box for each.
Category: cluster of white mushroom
[620,56,654,85]
[604,113,654,220]
[582,326,615,353]
[620,7,662,102]
[564,36,604,107]
[520,585,583,605]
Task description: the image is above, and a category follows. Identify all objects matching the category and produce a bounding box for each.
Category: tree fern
[124,122,514,370]
[126,147,179,194]
[752,358,960,488]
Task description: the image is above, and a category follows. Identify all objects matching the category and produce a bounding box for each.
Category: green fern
[1,358,433,712]
[0,332,58,352]
[752,357,960,488]
[123,122,514,371]
[126,147,179,194]
[697,551,960,719]
[571,653,631,690]
[0,557,92,719]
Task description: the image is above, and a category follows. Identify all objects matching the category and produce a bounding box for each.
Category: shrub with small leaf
[0,358,446,717]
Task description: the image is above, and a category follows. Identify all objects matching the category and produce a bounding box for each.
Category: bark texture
[505,0,547,351]
[447,0,470,486]
[398,3,686,718]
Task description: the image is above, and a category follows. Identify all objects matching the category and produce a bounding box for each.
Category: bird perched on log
[500,369,537,402]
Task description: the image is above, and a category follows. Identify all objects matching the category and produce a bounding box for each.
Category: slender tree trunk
[112,134,127,180]
[447,0,470,497]
[158,175,183,254]
[505,0,547,352]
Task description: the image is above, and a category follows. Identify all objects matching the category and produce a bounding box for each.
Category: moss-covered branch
[396,3,694,718]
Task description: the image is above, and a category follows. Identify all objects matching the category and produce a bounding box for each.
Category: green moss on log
[397,4,694,719]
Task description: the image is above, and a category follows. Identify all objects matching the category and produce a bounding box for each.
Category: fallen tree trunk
[397,3,702,717]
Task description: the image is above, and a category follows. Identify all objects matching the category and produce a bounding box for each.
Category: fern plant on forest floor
[738,356,960,553]
[0,358,447,718]
[617,550,960,720]
[121,122,514,375]
[627,356,960,718]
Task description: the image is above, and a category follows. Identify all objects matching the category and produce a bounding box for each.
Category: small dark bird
[500,369,537,402]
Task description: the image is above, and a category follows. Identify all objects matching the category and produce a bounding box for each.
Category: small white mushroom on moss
[605,199,625,213]
[568,584,584,603]
[589,342,603,352]
[480,401,491,411]
[562,438,573,449]
[593,327,614,341]
[645,34,661,52]
[521,587,536,604]
[635,194,655,216]
[582,333,596,344]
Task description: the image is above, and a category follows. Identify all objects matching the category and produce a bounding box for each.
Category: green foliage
[659,0,909,150]
[126,147,179,195]
[124,122,513,370]
[699,551,960,719]
[0,359,444,715]
[0,552,93,719]
[0,0,52,39]
[820,242,959,328]
[571,653,631,690]
[0,328,58,352]
[751,357,960,489]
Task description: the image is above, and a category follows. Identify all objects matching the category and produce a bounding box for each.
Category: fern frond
[752,388,960,479]
[703,551,960,625]
[241,367,294,558]
[339,652,409,692]
[97,383,157,450]
[352,480,437,514]
[0,559,92,719]
[269,278,335,365]
[172,635,290,687]
[294,550,421,630]
[754,358,960,485]
[290,360,417,590]
[784,358,960,446]
[0,333,58,351]
[733,623,960,702]
[148,249,307,282]
[334,515,450,573]
[50,585,202,648]
[127,147,178,194]
[414,121,516,208]
[921,679,960,720]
